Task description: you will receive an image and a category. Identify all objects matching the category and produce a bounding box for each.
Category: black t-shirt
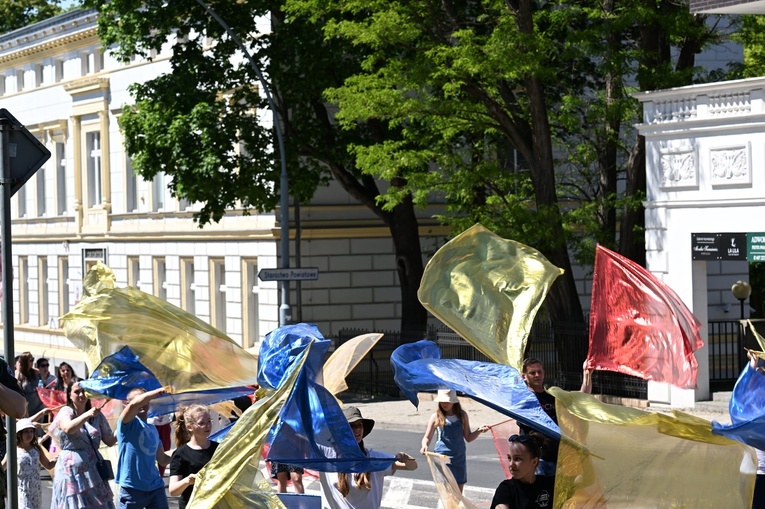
[519,390,558,462]
[490,476,555,509]
[0,357,22,397]
[169,442,218,509]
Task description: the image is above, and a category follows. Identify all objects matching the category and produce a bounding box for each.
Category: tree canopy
[1,0,63,33]
[86,0,737,367]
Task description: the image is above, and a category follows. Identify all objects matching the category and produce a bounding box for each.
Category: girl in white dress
[2,418,56,509]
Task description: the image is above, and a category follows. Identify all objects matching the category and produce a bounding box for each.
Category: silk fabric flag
[425,452,478,509]
[712,362,765,450]
[418,224,563,371]
[61,263,260,391]
[587,244,703,389]
[186,345,310,509]
[391,340,560,440]
[323,333,383,397]
[79,346,256,417]
[551,388,755,508]
[262,324,395,473]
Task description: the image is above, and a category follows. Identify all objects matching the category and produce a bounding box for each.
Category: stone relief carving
[660,147,697,188]
[710,145,750,186]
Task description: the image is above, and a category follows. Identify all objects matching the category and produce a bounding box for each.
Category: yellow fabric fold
[425,452,478,509]
[323,333,384,396]
[418,224,563,370]
[60,263,259,390]
[549,388,756,508]
[187,345,310,508]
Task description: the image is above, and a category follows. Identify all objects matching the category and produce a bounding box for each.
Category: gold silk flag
[425,452,478,509]
[60,263,260,390]
[322,333,383,396]
[187,346,309,509]
[550,388,756,508]
[418,224,563,370]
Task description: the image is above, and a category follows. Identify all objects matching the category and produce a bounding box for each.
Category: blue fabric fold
[259,324,395,473]
[712,363,765,450]
[391,340,561,440]
[80,346,257,417]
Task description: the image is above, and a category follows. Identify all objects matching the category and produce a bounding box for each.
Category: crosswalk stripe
[299,475,496,508]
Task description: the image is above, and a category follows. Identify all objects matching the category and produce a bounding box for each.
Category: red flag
[587,245,703,389]
[38,387,66,413]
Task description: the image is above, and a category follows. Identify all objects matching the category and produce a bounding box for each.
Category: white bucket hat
[434,389,459,404]
[16,418,36,433]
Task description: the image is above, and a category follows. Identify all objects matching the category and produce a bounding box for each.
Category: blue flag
[80,346,256,417]
[259,324,395,473]
[712,362,765,450]
[392,340,560,440]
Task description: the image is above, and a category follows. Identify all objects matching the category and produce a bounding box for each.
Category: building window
[56,142,67,215]
[58,257,69,318]
[86,132,102,207]
[153,257,166,301]
[209,258,226,333]
[54,60,64,82]
[18,257,29,324]
[180,258,195,315]
[36,165,46,217]
[17,182,26,218]
[38,257,48,326]
[242,259,259,348]
[34,64,42,88]
[125,157,138,213]
[127,256,140,288]
[152,171,165,212]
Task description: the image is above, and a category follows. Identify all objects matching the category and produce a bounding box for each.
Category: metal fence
[336,318,751,398]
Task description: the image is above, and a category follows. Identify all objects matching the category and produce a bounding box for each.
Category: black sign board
[691,233,747,261]
[0,109,51,197]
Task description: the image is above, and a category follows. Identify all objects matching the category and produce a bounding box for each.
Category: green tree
[87,0,428,334]
[1,0,63,33]
[289,0,729,378]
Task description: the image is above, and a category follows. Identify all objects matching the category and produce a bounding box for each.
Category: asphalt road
[35,429,506,508]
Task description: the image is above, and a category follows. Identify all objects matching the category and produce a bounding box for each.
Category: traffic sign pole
[0,111,51,509]
[0,118,17,509]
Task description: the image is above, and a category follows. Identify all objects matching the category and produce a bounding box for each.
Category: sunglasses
[508,434,535,445]
[39,364,49,368]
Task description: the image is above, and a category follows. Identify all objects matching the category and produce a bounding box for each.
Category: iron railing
[336,319,748,399]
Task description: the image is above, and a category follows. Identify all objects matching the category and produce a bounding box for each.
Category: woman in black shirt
[491,432,554,509]
[169,405,218,509]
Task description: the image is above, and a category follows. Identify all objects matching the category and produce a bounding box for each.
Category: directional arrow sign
[258,267,320,281]
[0,109,51,197]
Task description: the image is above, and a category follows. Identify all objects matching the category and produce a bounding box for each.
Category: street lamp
[731,280,752,320]
[194,0,292,325]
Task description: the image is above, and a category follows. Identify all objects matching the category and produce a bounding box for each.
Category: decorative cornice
[64,76,110,95]
[0,27,98,65]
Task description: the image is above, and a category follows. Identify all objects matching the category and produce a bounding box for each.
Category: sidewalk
[343,391,732,432]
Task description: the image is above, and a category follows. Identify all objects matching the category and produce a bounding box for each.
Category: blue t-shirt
[116,417,164,492]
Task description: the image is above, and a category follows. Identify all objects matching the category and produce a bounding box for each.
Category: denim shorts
[118,486,169,509]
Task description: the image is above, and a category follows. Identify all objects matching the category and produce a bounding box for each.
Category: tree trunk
[387,197,427,340]
[619,135,646,266]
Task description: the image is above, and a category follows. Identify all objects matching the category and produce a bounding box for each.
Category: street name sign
[0,109,51,197]
[258,267,320,281]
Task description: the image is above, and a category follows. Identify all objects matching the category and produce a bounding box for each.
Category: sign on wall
[691,233,747,261]
[747,233,765,262]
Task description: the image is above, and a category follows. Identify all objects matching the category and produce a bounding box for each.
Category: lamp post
[731,280,752,320]
[194,0,292,325]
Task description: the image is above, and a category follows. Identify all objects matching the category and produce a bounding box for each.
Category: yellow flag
[323,333,383,396]
[60,263,259,390]
[549,388,756,508]
[187,345,310,508]
[418,224,563,370]
[425,452,478,509]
